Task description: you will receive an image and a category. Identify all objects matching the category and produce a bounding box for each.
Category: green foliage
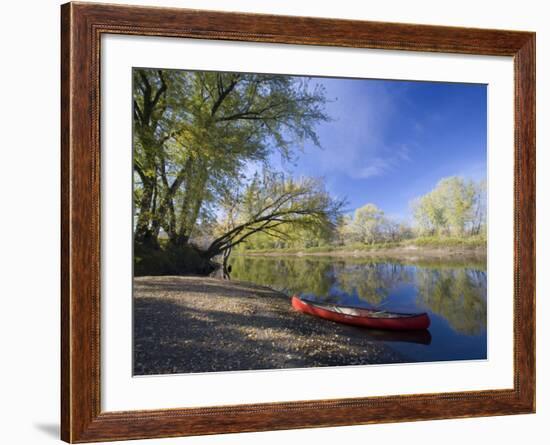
[336,203,408,245]
[132,68,331,250]
[412,177,486,237]
[409,235,487,248]
[208,170,345,256]
[238,231,486,255]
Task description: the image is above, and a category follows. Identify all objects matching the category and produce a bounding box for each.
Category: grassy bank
[237,236,487,257]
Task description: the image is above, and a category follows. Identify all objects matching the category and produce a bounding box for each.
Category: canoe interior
[303,300,421,319]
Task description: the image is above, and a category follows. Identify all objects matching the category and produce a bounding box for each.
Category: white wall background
[0,1,546,444]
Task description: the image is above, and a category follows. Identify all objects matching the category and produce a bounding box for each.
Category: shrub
[134,243,217,276]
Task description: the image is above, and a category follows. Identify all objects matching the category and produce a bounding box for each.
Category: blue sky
[254,77,487,222]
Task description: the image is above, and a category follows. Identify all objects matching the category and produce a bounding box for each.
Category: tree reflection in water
[230,255,487,337]
[415,267,486,335]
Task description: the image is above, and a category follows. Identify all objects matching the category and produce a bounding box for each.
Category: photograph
[132,68,488,376]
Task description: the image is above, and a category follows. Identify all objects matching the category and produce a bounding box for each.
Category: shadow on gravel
[133,282,409,375]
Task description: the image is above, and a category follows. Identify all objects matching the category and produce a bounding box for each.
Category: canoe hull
[291,296,430,331]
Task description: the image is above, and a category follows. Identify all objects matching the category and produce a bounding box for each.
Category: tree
[132,69,331,250]
[335,214,355,245]
[206,171,346,272]
[353,204,386,244]
[470,179,487,236]
[133,68,174,246]
[338,204,387,245]
[412,176,486,237]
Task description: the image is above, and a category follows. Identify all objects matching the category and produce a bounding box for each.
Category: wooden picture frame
[61,2,535,442]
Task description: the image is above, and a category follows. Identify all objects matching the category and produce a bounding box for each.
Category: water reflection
[230,255,487,363]
[416,268,487,336]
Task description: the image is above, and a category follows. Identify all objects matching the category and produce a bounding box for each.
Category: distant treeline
[237,176,486,252]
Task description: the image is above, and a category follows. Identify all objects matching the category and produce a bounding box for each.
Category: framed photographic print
[61,2,535,442]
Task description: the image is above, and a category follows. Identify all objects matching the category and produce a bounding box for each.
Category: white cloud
[354,158,391,179]
[298,79,413,181]
[350,144,412,179]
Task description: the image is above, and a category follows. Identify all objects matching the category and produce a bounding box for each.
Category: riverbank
[134,276,405,375]
[239,243,486,261]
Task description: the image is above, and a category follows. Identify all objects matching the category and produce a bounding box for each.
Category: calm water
[230,255,487,363]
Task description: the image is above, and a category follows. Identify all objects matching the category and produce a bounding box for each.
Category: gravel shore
[133,276,405,375]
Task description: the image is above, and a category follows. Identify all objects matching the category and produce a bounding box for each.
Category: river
[230,254,487,364]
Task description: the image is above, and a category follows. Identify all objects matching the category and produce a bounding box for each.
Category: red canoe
[291,296,430,331]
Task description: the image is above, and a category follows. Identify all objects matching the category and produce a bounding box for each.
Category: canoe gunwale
[298,298,428,319]
[291,295,431,331]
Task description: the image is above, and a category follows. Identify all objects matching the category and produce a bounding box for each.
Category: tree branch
[210,75,240,117]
